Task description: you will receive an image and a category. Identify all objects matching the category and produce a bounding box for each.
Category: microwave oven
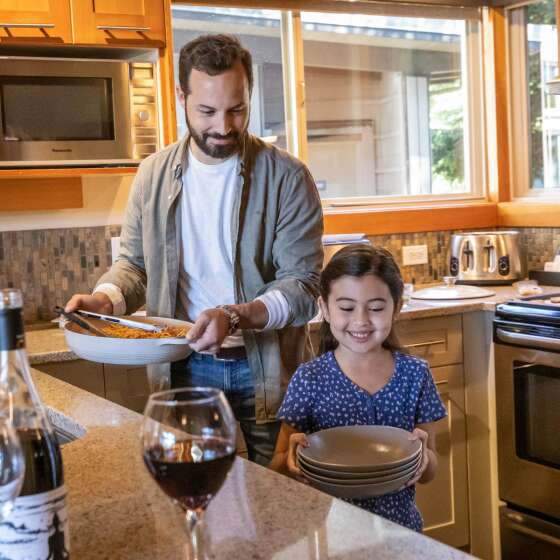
[0,57,159,167]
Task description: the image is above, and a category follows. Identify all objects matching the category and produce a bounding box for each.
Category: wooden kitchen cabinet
[36,359,105,398]
[397,314,462,367]
[0,0,165,47]
[415,364,469,548]
[37,359,150,412]
[396,315,469,548]
[71,0,165,47]
[0,0,72,44]
[103,363,151,413]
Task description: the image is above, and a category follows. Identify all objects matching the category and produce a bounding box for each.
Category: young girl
[270,244,447,532]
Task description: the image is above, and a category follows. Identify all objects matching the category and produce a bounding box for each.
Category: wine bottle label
[0,308,25,351]
[0,484,70,559]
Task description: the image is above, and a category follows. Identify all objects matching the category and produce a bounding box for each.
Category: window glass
[171,6,286,147]
[525,0,559,190]
[300,12,471,199]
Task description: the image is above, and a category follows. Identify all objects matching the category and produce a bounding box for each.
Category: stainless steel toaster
[449,231,522,285]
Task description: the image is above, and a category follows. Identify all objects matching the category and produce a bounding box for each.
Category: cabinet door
[103,363,150,413]
[36,360,105,397]
[416,364,469,548]
[396,314,462,367]
[71,0,165,46]
[0,0,72,43]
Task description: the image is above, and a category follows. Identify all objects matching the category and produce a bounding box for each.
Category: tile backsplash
[0,225,120,323]
[2,225,558,323]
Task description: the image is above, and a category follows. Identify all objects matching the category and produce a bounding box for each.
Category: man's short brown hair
[178,34,253,95]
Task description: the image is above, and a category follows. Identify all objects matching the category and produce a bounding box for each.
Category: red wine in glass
[143,437,235,511]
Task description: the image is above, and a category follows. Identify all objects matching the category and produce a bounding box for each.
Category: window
[300,12,484,203]
[170,3,485,205]
[508,0,559,197]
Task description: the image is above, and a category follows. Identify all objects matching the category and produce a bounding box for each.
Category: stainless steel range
[494,296,560,559]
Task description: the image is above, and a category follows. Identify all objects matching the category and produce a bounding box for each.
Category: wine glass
[0,418,25,521]
[141,387,237,559]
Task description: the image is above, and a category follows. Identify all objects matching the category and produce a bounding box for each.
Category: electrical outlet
[402,244,428,266]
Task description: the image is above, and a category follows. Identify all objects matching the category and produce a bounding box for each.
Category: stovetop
[496,292,560,327]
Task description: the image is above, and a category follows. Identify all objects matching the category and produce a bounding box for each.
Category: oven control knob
[449,257,459,276]
[137,110,151,122]
[498,256,510,276]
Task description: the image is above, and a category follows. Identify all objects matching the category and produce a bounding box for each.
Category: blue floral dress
[277,350,447,532]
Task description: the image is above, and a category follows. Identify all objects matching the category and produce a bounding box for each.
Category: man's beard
[186,113,243,159]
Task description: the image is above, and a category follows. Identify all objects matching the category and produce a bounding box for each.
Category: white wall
[0,175,134,232]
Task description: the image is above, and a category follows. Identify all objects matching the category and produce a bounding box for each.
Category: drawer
[396,314,462,367]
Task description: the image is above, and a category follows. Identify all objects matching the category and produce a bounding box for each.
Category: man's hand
[186,308,230,354]
[186,300,269,353]
[65,293,113,315]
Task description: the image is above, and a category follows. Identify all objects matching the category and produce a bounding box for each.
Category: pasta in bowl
[62,316,193,365]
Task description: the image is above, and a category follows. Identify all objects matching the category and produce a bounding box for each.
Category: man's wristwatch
[216,305,241,335]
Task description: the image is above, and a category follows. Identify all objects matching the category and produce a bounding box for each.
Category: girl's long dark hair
[319,244,404,355]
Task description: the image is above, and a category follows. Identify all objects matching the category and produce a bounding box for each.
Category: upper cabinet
[71,0,165,47]
[0,0,165,47]
[0,0,73,43]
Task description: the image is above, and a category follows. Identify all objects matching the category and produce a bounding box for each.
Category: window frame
[506,0,560,201]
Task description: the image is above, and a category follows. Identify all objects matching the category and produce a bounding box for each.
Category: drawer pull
[97,25,151,32]
[404,339,446,349]
[0,22,55,29]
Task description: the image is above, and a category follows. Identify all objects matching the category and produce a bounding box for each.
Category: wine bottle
[0,289,70,559]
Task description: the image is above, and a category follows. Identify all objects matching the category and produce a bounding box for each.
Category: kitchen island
[35,368,473,559]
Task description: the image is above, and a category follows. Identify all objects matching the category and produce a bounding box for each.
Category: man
[66,34,323,465]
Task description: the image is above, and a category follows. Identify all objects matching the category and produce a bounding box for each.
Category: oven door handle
[505,514,560,548]
[496,328,560,351]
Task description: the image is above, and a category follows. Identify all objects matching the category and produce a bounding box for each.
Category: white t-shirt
[177,151,238,322]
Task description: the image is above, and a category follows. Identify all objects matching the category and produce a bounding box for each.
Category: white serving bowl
[63,316,192,365]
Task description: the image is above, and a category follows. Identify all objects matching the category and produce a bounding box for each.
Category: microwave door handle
[496,328,560,351]
[505,514,560,548]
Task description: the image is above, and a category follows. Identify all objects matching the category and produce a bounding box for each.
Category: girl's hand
[403,427,430,488]
[286,432,310,481]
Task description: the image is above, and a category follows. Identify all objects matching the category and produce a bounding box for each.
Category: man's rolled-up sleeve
[257,165,324,327]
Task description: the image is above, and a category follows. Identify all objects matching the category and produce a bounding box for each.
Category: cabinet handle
[404,339,446,349]
[97,25,151,32]
[0,23,55,29]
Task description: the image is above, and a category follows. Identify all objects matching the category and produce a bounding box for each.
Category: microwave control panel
[129,62,159,161]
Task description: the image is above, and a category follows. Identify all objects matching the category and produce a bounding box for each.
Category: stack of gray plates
[297,425,422,499]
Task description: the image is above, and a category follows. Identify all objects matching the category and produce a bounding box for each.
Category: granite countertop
[27,285,560,365]
[35,369,475,559]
